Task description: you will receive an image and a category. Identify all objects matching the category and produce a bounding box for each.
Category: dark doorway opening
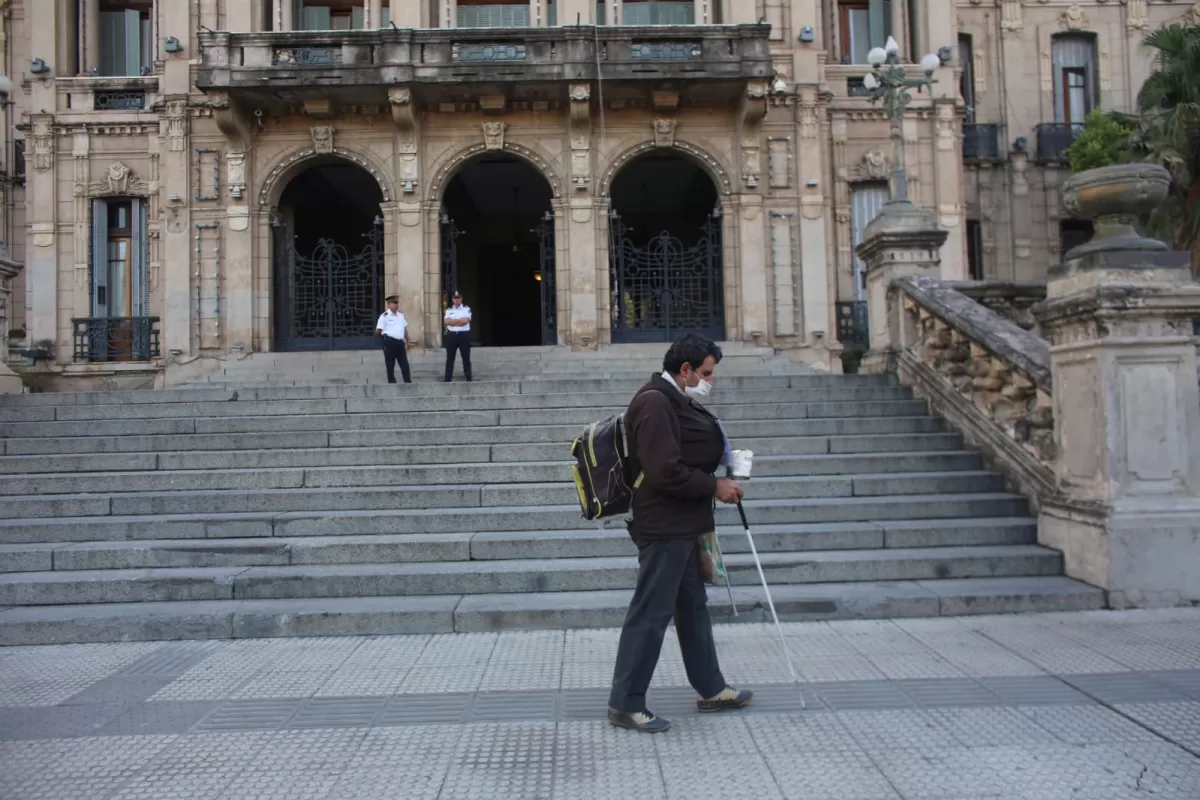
[441,155,556,347]
[609,150,724,343]
[273,159,384,351]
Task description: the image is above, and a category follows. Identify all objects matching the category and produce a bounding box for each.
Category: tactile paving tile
[553,756,666,800]
[554,719,657,762]
[0,677,101,707]
[1144,669,1200,701]
[743,712,863,755]
[1062,672,1189,703]
[231,669,339,700]
[62,675,175,706]
[140,730,275,773]
[1015,704,1166,745]
[557,687,610,721]
[975,675,1092,706]
[659,754,785,800]
[436,761,555,800]
[1114,701,1200,752]
[377,692,471,726]
[470,690,558,722]
[836,709,962,755]
[653,716,760,759]
[974,743,1169,798]
[810,680,914,710]
[452,721,557,767]
[923,706,1061,748]
[326,765,450,800]
[313,668,410,698]
[287,697,384,730]
[247,728,369,772]
[345,724,464,770]
[869,746,1008,797]
[895,678,1002,708]
[795,656,886,683]
[763,751,901,800]
[95,700,220,736]
[865,654,967,680]
[107,769,237,800]
[479,631,565,692]
[117,641,226,677]
[191,699,301,733]
[4,774,133,800]
[213,767,343,800]
[1112,741,1200,797]
[0,703,126,740]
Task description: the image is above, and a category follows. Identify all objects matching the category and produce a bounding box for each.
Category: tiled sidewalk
[1,609,1199,799]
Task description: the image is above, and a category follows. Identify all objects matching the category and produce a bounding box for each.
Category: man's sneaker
[607,707,671,733]
[697,687,753,713]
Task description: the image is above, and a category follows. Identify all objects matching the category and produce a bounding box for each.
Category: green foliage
[1067,109,1133,173]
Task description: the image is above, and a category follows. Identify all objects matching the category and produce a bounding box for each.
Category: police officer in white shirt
[375,295,412,384]
[443,291,472,382]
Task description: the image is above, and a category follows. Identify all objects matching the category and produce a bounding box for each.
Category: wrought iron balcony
[72,317,161,363]
[962,123,1004,162]
[196,25,771,108]
[1035,123,1083,165]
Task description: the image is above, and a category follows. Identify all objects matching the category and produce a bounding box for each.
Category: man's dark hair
[663,333,723,375]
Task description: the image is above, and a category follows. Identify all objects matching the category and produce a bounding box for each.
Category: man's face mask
[683,368,713,399]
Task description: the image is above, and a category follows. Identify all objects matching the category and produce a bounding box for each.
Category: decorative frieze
[163,100,188,152]
[32,119,54,171]
[568,83,591,192]
[769,211,798,336]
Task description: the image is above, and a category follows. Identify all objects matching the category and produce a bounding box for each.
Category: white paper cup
[730,449,754,479]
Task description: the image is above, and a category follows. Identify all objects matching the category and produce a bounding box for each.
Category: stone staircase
[0,343,1103,645]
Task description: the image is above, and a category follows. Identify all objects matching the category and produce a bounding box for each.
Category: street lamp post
[861,36,942,205]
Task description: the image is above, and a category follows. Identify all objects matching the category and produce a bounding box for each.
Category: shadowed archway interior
[608,150,724,343]
[441,155,555,348]
[272,159,385,352]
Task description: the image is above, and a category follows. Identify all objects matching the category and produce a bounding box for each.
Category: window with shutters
[621,0,696,24]
[98,0,152,77]
[299,0,366,30]
[91,198,149,319]
[457,0,531,27]
[1052,34,1098,125]
[850,183,889,300]
[839,0,890,64]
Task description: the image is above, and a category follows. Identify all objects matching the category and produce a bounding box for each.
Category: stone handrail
[950,280,1047,334]
[890,274,1056,506]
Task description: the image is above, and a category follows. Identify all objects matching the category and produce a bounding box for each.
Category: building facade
[4,0,1197,384]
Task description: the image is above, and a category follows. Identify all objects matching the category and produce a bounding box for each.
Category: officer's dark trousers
[444,330,472,381]
[608,537,726,713]
[382,336,411,384]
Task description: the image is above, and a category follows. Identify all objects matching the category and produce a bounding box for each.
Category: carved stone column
[566,83,597,349]
[390,87,426,351]
[368,0,384,27]
[1033,164,1200,608]
[736,82,769,343]
[856,200,948,374]
[210,93,256,356]
[390,0,418,26]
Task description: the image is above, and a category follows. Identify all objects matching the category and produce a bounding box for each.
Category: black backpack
[570,415,644,521]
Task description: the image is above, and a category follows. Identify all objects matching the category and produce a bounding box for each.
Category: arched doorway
[609,150,724,343]
[440,154,556,347]
[272,158,384,351]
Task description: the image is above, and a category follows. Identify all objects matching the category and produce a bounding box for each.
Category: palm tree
[1123,23,1200,264]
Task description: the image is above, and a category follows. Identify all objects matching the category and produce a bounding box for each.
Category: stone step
[0,494,1031,543]
[0,472,1007,516]
[0,519,1038,572]
[0,545,1064,606]
[1,418,950,456]
[0,445,979,477]
[0,387,916,424]
[0,576,1106,645]
[0,400,930,439]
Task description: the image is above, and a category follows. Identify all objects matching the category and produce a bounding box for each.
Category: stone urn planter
[1060,163,1171,262]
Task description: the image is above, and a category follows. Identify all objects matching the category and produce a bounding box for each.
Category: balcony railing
[72,317,161,363]
[1035,123,1083,164]
[196,25,771,100]
[962,123,1004,162]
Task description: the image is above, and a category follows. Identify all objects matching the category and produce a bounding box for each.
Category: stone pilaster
[26,1,60,358]
[0,257,21,393]
[1033,164,1200,608]
[566,83,597,349]
[855,201,949,374]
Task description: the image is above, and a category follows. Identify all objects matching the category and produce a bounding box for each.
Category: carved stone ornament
[482,121,506,151]
[310,125,335,155]
[568,84,591,191]
[1000,0,1023,33]
[653,117,677,148]
[740,81,769,190]
[227,152,247,200]
[32,119,54,171]
[854,150,890,181]
[569,84,590,102]
[1060,4,1087,30]
[106,162,132,194]
[164,100,187,153]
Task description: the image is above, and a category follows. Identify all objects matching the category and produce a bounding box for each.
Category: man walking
[443,291,472,383]
[375,295,411,384]
[608,333,752,733]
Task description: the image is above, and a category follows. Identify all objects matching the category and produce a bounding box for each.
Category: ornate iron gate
[536,210,557,346]
[439,212,463,313]
[609,208,725,343]
[276,223,383,351]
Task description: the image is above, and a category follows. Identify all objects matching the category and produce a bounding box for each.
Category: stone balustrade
[890,275,1057,506]
[951,280,1047,336]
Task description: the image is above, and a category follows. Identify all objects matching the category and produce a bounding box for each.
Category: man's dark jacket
[625,373,725,541]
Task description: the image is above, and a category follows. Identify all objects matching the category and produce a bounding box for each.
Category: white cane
[731,451,805,708]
